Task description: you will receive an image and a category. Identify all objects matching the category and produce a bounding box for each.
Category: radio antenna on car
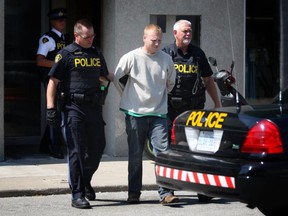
[226,0,242,113]
[278,4,285,115]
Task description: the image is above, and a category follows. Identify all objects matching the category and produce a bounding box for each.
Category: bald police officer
[36,8,70,159]
[46,19,113,209]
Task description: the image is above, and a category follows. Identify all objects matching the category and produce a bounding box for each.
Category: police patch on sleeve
[42,37,49,44]
[55,54,62,63]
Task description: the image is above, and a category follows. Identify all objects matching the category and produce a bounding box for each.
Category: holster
[56,92,66,111]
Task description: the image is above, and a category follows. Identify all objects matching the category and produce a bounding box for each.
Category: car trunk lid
[171,105,287,158]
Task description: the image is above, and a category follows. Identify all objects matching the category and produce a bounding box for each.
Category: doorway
[4,0,102,150]
[4,0,42,145]
[246,0,279,101]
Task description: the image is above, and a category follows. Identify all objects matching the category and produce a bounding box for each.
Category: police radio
[99,79,111,105]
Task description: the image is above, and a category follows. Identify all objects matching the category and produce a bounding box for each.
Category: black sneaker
[71,197,91,209]
[127,194,140,204]
[85,185,96,201]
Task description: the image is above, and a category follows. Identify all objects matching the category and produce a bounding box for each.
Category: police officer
[162,19,221,123]
[36,8,70,159]
[46,19,113,209]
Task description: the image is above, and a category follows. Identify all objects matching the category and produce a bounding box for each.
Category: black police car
[155,87,288,216]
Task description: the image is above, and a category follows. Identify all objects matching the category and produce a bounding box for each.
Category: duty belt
[168,95,205,110]
[70,93,104,106]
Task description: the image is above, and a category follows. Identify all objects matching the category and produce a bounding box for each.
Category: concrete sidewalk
[0,153,157,197]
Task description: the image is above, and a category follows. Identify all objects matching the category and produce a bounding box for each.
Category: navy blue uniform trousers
[63,104,106,199]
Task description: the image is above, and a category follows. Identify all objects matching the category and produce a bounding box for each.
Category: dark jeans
[125,115,174,201]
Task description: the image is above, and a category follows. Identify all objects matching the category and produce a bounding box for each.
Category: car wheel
[144,139,155,161]
[197,193,213,203]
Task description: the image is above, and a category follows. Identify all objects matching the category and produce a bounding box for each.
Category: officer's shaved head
[74,19,95,48]
[74,19,94,34]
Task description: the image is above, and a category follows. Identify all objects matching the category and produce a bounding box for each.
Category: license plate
[196,130,223,153]
[185,128,223,153]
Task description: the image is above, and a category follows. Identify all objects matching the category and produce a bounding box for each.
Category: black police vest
[165,45,204,98]
[45,31,70,61]
[63,44,103,95]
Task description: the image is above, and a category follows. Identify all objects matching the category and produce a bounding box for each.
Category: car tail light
[170,119,176,145]
[241,120,284,154]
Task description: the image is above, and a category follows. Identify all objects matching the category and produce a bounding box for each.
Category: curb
[0,184,158,198]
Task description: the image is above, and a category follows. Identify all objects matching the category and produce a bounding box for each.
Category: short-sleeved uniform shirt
[37,28,65,57]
